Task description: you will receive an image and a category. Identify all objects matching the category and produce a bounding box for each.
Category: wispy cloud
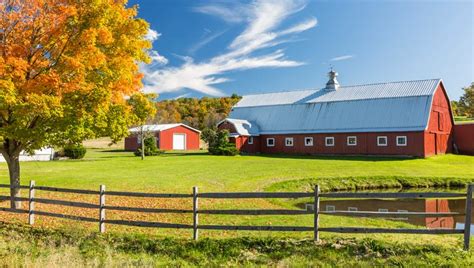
[330,55,354,62]
[188,29,227,55]
[141,0,317,96]
[145,28,168,66]
[193,2,248,23]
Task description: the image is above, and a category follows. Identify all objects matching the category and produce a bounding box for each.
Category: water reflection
[302,198,473,231]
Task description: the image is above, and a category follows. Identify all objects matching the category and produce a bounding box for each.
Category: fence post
[464,184,473,250]
[314,184,320,242]
[193,186,198,240]
[28,180,35,225]
[99,185,106,233]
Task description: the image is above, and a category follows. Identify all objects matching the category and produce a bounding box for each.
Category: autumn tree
[127,93,157,160]
[0,0,153,208]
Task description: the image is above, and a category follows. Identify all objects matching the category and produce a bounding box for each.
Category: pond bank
[265,176,474,193]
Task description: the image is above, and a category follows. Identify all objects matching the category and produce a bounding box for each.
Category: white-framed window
[348,207,358,212]
[304,137,313,146]
[347,136,357,146]
[248,136,254,145]
[326,205,335,212]
[397,210,408,213]
[137,136,141,144]
[377,136,388,147]
[325,137,335,147]
[378,208,389,213]
[305,204,314,211]
[396,136,407,146]
[285,137,294,147]
[266,138,275,147]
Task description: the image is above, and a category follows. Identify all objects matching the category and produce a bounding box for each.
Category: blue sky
[129,0,473,100]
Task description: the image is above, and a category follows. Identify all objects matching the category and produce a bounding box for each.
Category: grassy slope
[1,222,473,267]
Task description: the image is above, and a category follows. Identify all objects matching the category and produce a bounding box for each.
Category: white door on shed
[172,134,186,150]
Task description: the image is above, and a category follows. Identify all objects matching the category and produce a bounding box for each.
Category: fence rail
[0,182,472,250]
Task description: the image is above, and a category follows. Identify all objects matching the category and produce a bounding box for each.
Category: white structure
[0,148,54,162]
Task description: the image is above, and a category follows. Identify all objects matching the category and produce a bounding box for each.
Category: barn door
[173,134,186,150]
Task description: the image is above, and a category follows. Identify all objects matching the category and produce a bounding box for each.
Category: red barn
[124,124,201,151]
[218,70,454,157]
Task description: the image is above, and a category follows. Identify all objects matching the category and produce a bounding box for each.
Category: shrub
[206,129,239,156]
[63,144,87,159]
[134,137,163,156]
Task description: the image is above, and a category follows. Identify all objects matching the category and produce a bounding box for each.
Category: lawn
[1,148,473,193]
[1,146,474,265]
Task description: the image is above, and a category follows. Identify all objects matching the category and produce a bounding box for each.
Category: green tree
[459,83,474,118]
[128,93,157,160]
[0,0,153,208]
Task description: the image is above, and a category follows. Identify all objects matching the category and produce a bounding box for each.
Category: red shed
[124,124,201,151]
[218,70,455,157]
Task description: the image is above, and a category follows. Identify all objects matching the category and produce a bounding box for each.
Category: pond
[297,187,474,232]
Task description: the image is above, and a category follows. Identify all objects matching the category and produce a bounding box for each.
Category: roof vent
[325,68,340,91]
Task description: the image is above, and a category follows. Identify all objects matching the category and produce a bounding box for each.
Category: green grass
[1,149,473,192]
[455,116,474,123]
[1,148,474,265]
[1,222,473,267]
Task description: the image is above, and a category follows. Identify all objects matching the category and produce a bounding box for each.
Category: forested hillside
[152,94,241,130]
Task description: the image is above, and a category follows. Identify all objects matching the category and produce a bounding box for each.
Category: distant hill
[152,95,241,130]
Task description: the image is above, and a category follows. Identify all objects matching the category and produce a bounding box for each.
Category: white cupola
[325,68,340,91]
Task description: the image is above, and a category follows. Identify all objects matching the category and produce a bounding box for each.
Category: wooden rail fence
[0,182,472,250]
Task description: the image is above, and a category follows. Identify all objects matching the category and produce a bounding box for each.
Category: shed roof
[129,123,201,134]
[218,118,260,136]
[228,79,444,134]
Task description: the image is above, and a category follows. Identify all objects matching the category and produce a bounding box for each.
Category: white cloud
[193,3,248,23]
[141,0,316,96]
[188,29,227,55]
[330,55,354,61]
[145,29,161,41]
[145,28,168,66]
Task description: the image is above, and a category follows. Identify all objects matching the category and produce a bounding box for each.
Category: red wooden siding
[423,83,454,156]
[250,132,425,156]
[124,125,200,151]
[454,123,474,155]
[159,125,200,151]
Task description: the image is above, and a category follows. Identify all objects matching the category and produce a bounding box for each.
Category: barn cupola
[325,68,340,91]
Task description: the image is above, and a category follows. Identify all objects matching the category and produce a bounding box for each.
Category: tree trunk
[141,126,145,160]
[6,153,21,209]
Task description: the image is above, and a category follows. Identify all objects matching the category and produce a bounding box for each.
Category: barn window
[248,137,254,144]
[266,138,275,147]
[347,136,357,146]
[348,207,358,212]
[285,137,294,147]
[396,136,407,146]
[325,137,335,147]
[377,136,388,146]
[378,208,389,213]
[326,205,335,212]
[304,137,313,146]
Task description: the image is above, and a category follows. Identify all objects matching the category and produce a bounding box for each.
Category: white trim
[396,136,407,146]
[304,137,313,146]
[377,136,388,147]
[348,207,358,211]
[285,137,294,147]
[248,136,254,144]
[325,137,335,147]
[266,138,275,147]
[347,136,357,146]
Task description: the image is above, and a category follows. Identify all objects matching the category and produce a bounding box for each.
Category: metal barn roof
[129,123,201,134]
[228,79,442,134]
